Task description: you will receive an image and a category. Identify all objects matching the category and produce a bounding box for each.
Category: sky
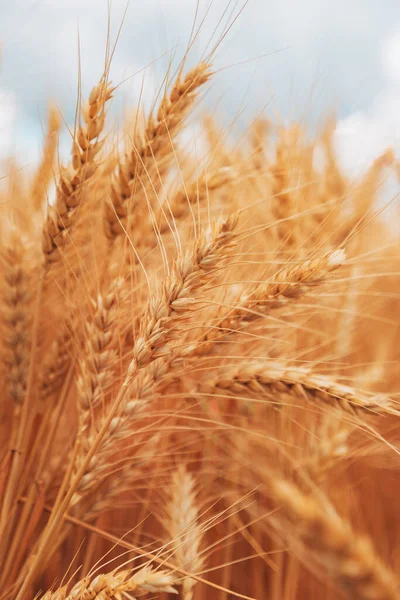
[1,0,400,174]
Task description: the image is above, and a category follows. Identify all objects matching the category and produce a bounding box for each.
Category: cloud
[2,0,400,121]
[0,90,16,159]
[1,0,400,174]
[334,30,400,175]
[382,32,400,82]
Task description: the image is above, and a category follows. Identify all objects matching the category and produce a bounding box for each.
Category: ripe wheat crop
[1,9,400,600]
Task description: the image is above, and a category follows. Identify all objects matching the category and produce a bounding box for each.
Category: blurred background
[1,0,400,174]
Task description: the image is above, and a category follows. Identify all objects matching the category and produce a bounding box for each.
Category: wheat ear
[165,465,204,600]
[198,249,345,351]
[40,565,176,600]
[43,79,113,262]
[303,421,351,482]
[31,103,61,212]
[104,62,212,238]
[39,322,73,400]
[231,248,344,320]
[130,211,238,371]
[77,276,124,429]
[70,212,238,505]
[158,166,234,234]
[199,360,395,415]
[270,125,304,249]
[268,476,399,600]
[0,231,32,405]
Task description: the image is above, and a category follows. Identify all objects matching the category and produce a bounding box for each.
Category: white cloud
[1,0,400,178]
[334,31,400,176]
[2,0,399,122]
[0,90,16,159]
[382,32,400,82]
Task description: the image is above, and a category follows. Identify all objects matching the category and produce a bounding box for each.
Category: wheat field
[1,17,400,600]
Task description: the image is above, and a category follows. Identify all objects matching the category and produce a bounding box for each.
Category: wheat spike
[77,276,124,428]
[165,465,204,600]
[70,213,238,506]
[157,166,234,235]
[40,566,177,600]
[0,231,33,405]
[198,249,345,352]
[104,62,212,238]
[31,103,61,212]
[267,476,399,600]
[200,360,395,415]
[130,211,239,371]
[43,79,113,262]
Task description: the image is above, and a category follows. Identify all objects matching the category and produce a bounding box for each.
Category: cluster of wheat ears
[1,29,400,600]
